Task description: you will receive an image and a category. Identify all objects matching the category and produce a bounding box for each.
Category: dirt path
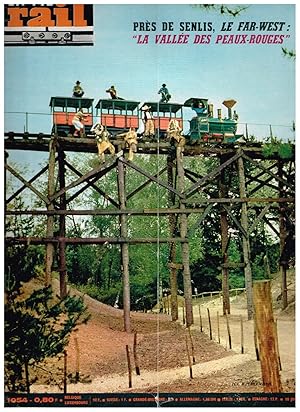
[29,278,295,394]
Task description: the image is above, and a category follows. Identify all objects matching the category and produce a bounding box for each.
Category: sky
[4,3,296,168]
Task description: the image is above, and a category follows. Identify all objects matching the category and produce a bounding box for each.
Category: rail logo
[4,4,94,46]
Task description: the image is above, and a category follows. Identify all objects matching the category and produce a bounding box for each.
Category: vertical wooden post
[176,147,193,326]
[240,315,244,354]
[63,350,67,393]
[188,327,196,364]
[185,335,193,379]
[167,154,178,321]
[74,335,80,382]
[253,316,260,361]
[237,150,254,320]
[274,319,282,371]
[117,157,131,333]
[207,308,212,340]
[253,280,282,392]
[278,160,288,310]
[133,332,140,375]
[58,149,67,298]
[125,345,132,388]
[217,311,221,343]
[219,156,230,315]
[225,310,232,349]
[198,304,203,332]
[45,136,56,285]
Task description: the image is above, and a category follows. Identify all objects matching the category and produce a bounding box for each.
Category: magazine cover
[4,2,295,408]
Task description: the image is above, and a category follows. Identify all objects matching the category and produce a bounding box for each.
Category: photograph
[4,3,295,407]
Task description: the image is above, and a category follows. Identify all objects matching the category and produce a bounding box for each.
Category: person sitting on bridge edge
[141,105,155,140]
[106,85,124,100]
[72,109,87,137]
[158,83,171,103]
[73,80,84,98]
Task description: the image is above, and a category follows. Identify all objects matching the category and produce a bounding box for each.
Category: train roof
[141,102,183,114]
[95,99,140,111]
[49,96,94,109]
[183,97,208,107]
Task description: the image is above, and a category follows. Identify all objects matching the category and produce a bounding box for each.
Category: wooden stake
[198,304,203,332]
[253,280,282,392]
[188,327,196,364]
[225,310,232,349]
[253,315,260,361]
[240,315,244,354]
[185,335,193,379]
[125,345,132,388]
[133,332,140,375]
[74,335,80,382]
[182,301,186,325]
[63,350,67,393]
[217,311,220,344]
[207,308,212,340]
[274,319,282,371]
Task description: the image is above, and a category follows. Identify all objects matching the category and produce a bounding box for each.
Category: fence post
[253,280,282,392]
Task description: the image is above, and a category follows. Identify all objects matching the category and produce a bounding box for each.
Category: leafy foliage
[5,285,90,393]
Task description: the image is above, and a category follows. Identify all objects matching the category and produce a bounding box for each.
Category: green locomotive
[184,97,243,144]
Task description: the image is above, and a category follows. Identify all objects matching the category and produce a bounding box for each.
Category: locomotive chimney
[217,109,222,120]
[208,104,213,117]
[222,99,237,119]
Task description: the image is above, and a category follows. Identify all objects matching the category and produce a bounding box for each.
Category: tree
[5,283,90,393]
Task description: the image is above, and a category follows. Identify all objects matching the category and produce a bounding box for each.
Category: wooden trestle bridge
[5,132,295,332]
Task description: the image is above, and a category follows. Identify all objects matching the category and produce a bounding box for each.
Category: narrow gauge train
[49,95,243,144]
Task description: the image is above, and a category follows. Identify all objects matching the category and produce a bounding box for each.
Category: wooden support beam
[5,163,50,205]
[242,153,294,191]
[6,163,50,205]
[167,153,179,321]
[184,151,242,198]
[50,156,118,202]
[64,160,119,208]
[120,156,184,199]
[177,147,193,327]
[127,166,168,200]
[45,136,57,285]
[278,160,288,310]
[219,156,230,316]
[237,151,254,320]
[6,236,188,245]
[222,204,248,239]
[58,149,67,298]
[249,204,272,234]
[117,157,131,333]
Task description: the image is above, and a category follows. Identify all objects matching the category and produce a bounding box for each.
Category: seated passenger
[73,81,84,98]
[192,100,207,115]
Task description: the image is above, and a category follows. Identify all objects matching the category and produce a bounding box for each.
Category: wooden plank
[253,280,282,392]
[249,204,272,234]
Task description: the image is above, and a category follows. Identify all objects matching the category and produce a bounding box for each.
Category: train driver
[192,100,207,115]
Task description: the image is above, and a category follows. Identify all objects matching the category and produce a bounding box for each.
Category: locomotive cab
[49,96,94,136]
[95,99,140,134]
[141,101,183,138]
